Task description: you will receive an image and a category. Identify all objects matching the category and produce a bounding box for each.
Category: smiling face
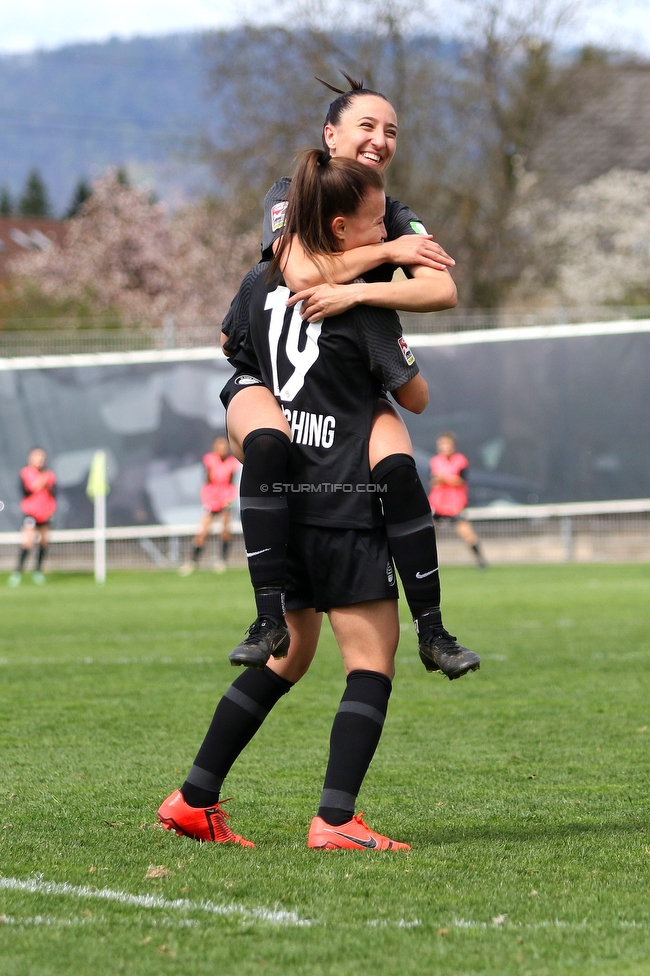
[331,187,387,251]
[324,95,398,173]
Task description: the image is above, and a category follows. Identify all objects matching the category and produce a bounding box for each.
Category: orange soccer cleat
[157,790,255,847]
[307,813,410,851]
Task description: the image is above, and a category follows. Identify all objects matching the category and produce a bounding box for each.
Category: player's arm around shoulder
[403,264,458,312]
[347,264,457,314]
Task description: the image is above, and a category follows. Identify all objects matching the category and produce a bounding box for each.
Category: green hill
[0,33,217,213]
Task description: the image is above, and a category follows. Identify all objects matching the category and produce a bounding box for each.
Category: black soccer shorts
[285,524,398,613]
[219,367,266,411]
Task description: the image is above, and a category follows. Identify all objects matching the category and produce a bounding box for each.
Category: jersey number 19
[265,286,323,403]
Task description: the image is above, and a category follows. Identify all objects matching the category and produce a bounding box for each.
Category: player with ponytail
[159,145,478,851]
[221,74,477,681]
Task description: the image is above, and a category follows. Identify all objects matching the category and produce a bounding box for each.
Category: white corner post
[87,450,108,585]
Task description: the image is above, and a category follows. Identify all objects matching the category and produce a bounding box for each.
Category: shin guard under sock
[181,667,293,807]
[240,428,291,621]
[318,670,392,826]
[372,454,441,620]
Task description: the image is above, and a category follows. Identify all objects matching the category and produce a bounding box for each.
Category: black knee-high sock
[372,454,442,623]
[181,667,293,808]
[36,544,47,570]
[240,428,291,621]
[221,539,230,561]
[17,548,29,572]
[318,670,392,827]
[192,545,203,565]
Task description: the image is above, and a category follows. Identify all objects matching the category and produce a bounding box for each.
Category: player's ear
[323,123,336,152]
[331,215,346,242]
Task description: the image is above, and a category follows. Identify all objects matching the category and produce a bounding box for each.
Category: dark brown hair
[317,72,392,149]
[270,148,384,282]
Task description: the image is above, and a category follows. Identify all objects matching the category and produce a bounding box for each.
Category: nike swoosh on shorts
[415,568,439,579]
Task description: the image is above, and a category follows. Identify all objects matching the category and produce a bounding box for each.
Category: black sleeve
[384,196,429,241]
[221,263,269,354]
[353,305,419,393]
[261,178,292,259]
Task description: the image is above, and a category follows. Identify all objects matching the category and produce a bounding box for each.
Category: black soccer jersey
[222,262,268,367]
[261,177,428,282]
[247,271,420,529]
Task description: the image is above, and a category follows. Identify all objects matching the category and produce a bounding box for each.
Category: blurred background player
[8,447,57,586]
[180,437,240,575]
[429,432,488,568]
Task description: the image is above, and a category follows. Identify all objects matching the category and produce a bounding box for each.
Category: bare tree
[200,0,609,307]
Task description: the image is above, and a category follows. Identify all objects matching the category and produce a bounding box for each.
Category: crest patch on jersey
[409,220,428,236]
[235,374,264,387]
[271,201,288,232]
[398,336,416,366]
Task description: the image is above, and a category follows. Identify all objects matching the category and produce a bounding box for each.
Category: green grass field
[0,564,649,976]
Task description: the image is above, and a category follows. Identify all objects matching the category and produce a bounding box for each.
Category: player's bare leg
[227,386,293,668]
[308,599,410,850]
[226,385,290,462]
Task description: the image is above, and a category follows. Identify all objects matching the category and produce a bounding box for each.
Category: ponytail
[270,149,384,283]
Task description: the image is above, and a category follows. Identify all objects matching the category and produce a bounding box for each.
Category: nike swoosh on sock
[245,548,272,558]
[415,568,439,579]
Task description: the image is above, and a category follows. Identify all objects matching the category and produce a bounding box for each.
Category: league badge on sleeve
[398,336,416,366]
[410,220,428,236]
[271,201,289,232]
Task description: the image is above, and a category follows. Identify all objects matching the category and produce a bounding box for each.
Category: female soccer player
[222,75,472,676]
[429,432,488,568]
[8,447,57,587]
[158,151,479,851]
[179,437,240,575]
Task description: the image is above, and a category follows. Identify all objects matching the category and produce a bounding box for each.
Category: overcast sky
[1,0,650,55]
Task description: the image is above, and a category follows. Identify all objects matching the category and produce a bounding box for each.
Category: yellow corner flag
[86,450,108,499]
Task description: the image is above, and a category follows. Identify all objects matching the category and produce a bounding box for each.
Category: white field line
[0,876,312,927]
[0,914,91,926]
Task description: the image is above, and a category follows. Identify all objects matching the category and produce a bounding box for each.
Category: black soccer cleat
[228,615,290,669]
[415,617,480,681]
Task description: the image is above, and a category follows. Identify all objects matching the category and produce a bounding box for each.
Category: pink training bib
[428,452,468,516]
[200,452,240,513]
[20,465,57,523]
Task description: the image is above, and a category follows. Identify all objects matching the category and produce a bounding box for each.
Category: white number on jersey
[265,286,323,402]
